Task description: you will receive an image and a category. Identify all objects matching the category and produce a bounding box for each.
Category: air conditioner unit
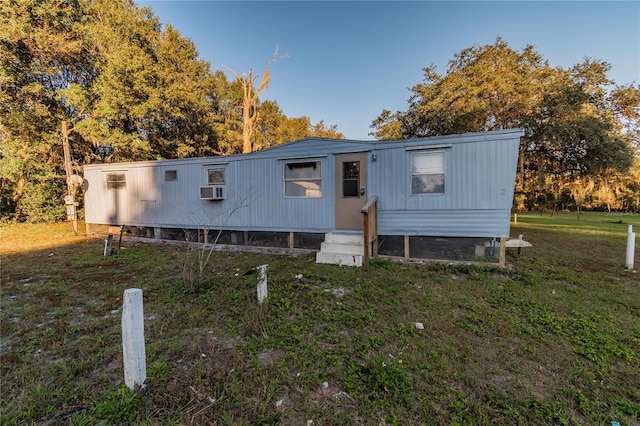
[200,185,226,200]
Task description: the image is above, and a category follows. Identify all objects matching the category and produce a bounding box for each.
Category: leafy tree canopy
[0,0,342,221]
[371,37,639,211]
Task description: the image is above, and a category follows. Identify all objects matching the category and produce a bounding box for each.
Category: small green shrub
[93,385,143,422]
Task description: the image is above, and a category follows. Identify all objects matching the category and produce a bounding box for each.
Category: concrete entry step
[315,232,364,267]
[324,232,365,245]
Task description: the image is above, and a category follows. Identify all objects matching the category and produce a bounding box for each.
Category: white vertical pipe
[626,231,636,271]
[257,265,268,304]
[122,288,146,390]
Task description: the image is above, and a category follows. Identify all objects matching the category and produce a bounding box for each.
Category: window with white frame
[105,173,126,190]
[411,151,445,194]
[284,161,321,197]
[207,168,225,185]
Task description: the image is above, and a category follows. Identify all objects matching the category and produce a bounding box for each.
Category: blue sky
[137,1,640,140]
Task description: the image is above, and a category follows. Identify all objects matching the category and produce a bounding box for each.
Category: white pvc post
[257,264,268,304]
[122,289,146,390]
[626,225,635,271]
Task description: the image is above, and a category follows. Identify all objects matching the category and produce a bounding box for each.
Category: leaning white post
[257,264,268,304]
[626,225,636,271]
[122,289,146,390]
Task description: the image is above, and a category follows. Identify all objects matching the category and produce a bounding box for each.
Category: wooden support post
[122,289,146,390]
[363,212,371,267]
[404,235,410,260]
[499,237,506,267]
[289,232,294,250]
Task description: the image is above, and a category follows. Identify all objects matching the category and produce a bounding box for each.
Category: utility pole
[62,121,79,234]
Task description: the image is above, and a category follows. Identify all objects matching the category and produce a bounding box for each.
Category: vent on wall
[200,185,226,200]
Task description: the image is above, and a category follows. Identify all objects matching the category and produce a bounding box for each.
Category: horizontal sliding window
[105,173,126,190]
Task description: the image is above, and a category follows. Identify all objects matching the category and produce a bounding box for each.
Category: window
[342,161,360,197]
[164,170,177,181]
[284,161,321,197]
[412,151,445,194]
[106,173,126,190]
[207,168,225,184]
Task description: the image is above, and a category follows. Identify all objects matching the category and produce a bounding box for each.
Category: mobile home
[84,129,524,265]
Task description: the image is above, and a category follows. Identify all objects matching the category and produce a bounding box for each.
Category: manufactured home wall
[84,130,522,238]
[371,131,521,238]
[84,139,372,233]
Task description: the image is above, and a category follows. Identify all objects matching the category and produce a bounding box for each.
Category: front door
[335,153,367,229]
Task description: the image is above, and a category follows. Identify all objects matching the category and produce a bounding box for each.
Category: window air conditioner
[200,185,226,200]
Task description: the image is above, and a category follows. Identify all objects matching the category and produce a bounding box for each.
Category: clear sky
[136,1,640,140]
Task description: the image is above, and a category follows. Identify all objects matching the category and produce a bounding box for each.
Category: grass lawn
[1,212,639,425]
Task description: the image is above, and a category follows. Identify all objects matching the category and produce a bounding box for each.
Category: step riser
[316,252,363,267]
[324,233,364,245]
[320,242,364,255]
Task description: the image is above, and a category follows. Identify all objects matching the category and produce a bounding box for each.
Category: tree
[1,1,342,221]
[371,38,639,210]
[1,0,223,219]
[224,47,289,153]
[60,0,221,161]
[568,177,595,218]
[1,0,91,221]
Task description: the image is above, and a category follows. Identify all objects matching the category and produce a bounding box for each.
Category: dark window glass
[165,170,177,181]
[342,161,359,197]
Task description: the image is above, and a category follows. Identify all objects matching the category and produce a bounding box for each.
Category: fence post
[257,265,268,304]
[626,225,636,271]
[122,289,146,390]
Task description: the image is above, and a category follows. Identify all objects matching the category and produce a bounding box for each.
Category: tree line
[2,2,638,222]
[371,38,640,213]
[1,0,342,221]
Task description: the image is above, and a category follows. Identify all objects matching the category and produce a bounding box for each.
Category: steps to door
[315,232,364,267]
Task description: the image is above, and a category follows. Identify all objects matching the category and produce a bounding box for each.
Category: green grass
[1,213,639,425]
[513,210,640,237]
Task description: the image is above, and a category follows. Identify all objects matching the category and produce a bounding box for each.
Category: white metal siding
[83,130,522,238]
